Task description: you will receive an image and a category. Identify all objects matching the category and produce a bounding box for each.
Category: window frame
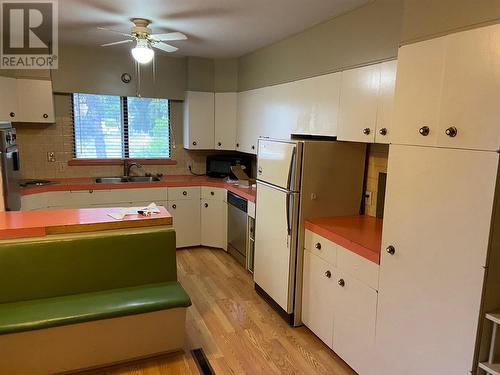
[70,93,174,165]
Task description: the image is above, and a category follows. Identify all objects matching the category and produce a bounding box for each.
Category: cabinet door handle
[9,112,15,118]
[445,126,458,137]
[386,245,396,255]
[204,203,208,208]
[419,126,430,136]
[172,204,177,209]
[325,270,332,278]
[258,167,263,175]
[182,191,187,196]
[315,242,321,250]
[338,279,345,287]
[236,143,239,148]
[192,141,197,146]
[217,142,222,146]
[251,145,255,150]
[363,128,371,135]
[378,128,387,136]
[89,189,93,193]
[210,191,214,196]
[43,113,48,119]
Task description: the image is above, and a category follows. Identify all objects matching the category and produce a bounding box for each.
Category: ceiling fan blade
[153,42,178,53]
[101,39,133,47]
[97,26,131,37]
[150,32,187,41]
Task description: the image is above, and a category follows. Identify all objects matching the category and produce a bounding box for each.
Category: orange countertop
[305,215,383,264]
[20,175,257,202]
[0,206,173,240]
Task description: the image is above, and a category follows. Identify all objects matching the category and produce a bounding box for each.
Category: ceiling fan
[98,18,187,64]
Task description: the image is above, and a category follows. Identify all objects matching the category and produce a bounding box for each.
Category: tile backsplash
[364,144,389,217]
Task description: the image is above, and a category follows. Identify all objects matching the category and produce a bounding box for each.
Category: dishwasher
[227,191,248,267]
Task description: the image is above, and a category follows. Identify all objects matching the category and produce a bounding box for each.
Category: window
[72,93,170,159]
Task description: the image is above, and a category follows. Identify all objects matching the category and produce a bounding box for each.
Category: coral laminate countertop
[305,215,383,264]
[20,175,257,202]
[0,206,173,240]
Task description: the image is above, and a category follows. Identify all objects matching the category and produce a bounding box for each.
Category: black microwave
[206,154,252,179]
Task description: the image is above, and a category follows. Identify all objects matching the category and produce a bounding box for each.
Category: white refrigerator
[254,138,366,326]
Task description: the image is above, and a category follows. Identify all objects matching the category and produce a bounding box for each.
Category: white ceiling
[58,0,370,58]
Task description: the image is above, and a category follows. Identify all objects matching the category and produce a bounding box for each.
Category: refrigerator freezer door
[257,139,301,191]
[254,181,299,313]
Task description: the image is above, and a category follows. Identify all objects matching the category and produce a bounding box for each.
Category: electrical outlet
[47,151,56,162]
[365,191,373,206]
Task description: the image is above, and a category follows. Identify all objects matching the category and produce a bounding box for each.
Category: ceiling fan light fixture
[131,39,154,64]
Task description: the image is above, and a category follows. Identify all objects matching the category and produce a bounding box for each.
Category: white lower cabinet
[332,270,377,375]
[302,229,379,374]
[167,199,201,248]
[302,249,336,347]
[201,195,227,250]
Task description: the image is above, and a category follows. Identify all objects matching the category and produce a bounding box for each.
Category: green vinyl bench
[0,226,191,374]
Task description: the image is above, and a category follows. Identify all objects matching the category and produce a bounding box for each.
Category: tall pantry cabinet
[375,24,500,375]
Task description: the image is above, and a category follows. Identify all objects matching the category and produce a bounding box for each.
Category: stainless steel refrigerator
[254,138,366,326]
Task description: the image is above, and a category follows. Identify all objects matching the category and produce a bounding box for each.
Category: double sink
[95,176,161,184]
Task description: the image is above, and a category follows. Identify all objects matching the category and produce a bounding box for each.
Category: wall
[364,144,389,217]
[237,0,500,91]
[186,57,239,92]
[15,94,210,179]
[238,0,404,91]
[52,44,186,100]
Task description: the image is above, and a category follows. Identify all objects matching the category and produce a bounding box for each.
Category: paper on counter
[108,202,161,220]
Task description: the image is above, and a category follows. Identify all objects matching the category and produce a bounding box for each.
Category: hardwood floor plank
[78,247,356,375]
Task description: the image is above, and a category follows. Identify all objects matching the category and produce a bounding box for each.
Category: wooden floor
[82,248,356,375]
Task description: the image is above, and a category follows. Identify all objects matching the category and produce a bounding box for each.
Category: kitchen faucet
[123,160,142,177]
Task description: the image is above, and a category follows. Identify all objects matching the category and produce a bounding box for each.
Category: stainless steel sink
[95,176,160,183]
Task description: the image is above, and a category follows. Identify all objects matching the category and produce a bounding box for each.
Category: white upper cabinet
[214,92,237,150]
[183,91,215,150]
[438,25,500,151]
[236,89,262,154]
[16,79,54,123]
[375,60,397,144]
[338,64,380,143]
[0,76,19,122]
[338,61,397,144]
[391,24,500,151]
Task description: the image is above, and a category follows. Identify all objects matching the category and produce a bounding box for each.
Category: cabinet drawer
[168,186,201,201]
[304,230,337,267]
[201,186,226,201]
[337,246,379,290]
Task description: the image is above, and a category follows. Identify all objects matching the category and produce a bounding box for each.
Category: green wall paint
[402,0,500,43]
[186,57,215,92]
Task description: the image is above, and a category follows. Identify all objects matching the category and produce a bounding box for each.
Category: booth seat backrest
[0,227,177,304]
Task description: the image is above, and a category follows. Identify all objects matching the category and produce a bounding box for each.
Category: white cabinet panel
[304,230,337,267]
[391,37,446,147]
[214,93,237,150]
[375,145,498,375]
[201,186,226,201]
[337,245,379,290]
[333,269,377,375]
[438,24,500,151]
[375,60,397,144]
[302,250,335,348]
[167,186,200,201]
[16,79,54,123]
[167,199,201,248]
[183,91,215,150]
[338,64,380,143]
[201,198,227,249]
[236,89,264,154]
[0,76,18,122]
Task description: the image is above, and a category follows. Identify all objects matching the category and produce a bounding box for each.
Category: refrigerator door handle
[286,146,296,191]
[286,192,294,238]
